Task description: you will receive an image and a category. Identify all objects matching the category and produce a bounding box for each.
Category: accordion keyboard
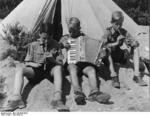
[67,36,85,64]
[68,39,79,64]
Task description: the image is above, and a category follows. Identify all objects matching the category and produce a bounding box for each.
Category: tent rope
[32,0,49,33]
[32,0,55,33]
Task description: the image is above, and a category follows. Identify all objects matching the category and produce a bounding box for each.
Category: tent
[0,0,148,63]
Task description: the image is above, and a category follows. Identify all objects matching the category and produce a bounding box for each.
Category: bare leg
[82,66,98,93]
[51,65,63,100]
[2,66,35,111]
[133,47,139,76]
[50,65,69,111]
[13,66,35,100]
[108,55,120,88]
[108,55,117,77]
[133,47,147,86]
[83,66,111,103]
[67,64,81,92]
[67,64,86,105]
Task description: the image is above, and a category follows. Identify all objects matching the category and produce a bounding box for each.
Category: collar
[69,32,83,38]
[37,39,45,46]
[110,27,116,35]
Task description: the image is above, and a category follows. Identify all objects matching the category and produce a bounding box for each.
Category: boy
[59,17,111,105]
[2,23,69,111]
[100,11,147,88]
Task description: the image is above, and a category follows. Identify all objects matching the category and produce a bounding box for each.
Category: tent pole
[148,0,150,101]
[149,17,150,101]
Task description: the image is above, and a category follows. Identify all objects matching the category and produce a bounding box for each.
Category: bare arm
[102,29,126,48]
[25,62,42,67]
[101,30,118,48]
[24,43,33,62]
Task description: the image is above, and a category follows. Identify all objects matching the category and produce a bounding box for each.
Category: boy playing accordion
[59,17,111,105]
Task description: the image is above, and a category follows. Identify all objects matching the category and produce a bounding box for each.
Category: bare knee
[54,65,62,71]
[15,66,23,72]
[15,66,34,78]
[67,64,77,72]
[83,66,96,77]
[68,64,77,69]
[15,66,25,76]
[14,66,26,81]
[51,65,62,75]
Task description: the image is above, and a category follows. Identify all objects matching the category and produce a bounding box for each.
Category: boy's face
[50,48,60,58]
[112,19,124,31]
[51,48,57,55]
[68,24,80,38]
[39,32,48,44]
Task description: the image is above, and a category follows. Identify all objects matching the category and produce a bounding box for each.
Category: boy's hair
[111,11,124,23]
[47,38,60,51]
[39,23,54,36]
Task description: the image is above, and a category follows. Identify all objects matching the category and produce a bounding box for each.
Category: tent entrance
[32,0,62,42]
[53,0,62,41]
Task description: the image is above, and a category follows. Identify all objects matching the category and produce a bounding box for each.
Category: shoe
[1,99,25,111]
[74,91,86,105]
[112,76,120,88]
[88,91,111,104]
[51,100,69,112]
[133,76,147,86]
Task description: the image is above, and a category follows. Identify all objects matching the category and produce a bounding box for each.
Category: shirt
[25,41,46,63]
[25,38,63,64]
[101,26,139,48]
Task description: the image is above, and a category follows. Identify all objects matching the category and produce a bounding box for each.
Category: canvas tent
[0,0,148,62]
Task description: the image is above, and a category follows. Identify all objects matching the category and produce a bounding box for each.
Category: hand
[117,35,125,43]
[45,52,53,58]
[56,54,64,65]
[63,42,71,50]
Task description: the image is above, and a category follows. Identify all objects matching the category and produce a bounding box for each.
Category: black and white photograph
[0,0,150,113]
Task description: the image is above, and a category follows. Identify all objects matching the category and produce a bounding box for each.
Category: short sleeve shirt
[25,39,64,64]
[25,41,46,64]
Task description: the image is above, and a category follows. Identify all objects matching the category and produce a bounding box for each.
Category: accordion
[67,36,86,64]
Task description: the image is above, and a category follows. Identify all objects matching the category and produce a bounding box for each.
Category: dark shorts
[111,46,128,65]
[26,60,61,84]
[64,61,99,77]
[102,46,129,65]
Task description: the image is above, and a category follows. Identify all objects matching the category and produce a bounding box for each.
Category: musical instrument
[94,29,126,67]
[67,36,85,64]
[94,41,106,67]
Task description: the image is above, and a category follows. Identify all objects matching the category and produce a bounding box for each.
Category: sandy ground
[0,58,150,112]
